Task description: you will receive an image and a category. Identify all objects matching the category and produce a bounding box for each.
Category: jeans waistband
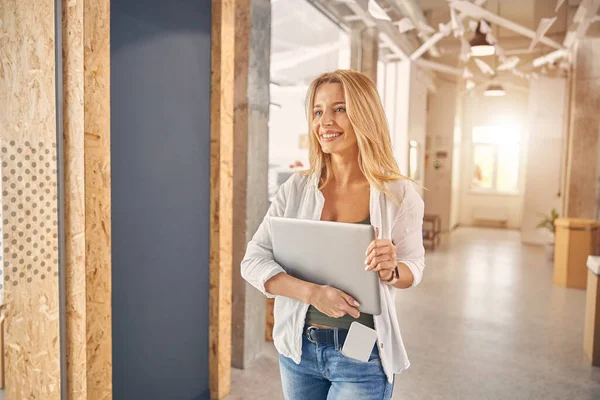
[304,325,349,348]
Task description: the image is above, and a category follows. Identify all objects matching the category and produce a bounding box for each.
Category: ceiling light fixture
[483,83,506,96]
[470,22,495,57]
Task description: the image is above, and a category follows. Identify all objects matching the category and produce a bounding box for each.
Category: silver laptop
[270,216,381,316]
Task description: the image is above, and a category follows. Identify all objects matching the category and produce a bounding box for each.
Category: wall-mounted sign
[299,134,309,149]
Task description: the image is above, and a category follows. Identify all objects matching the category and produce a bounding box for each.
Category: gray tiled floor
[228,227,600,399]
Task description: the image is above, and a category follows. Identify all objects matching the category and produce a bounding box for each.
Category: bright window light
[471,126,521,193]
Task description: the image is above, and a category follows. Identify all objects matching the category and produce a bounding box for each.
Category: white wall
[408,65,428,192]
[450,89,463,230]
[268,26,349,199]
[424,80,459,232]
[521,77,567,244]
[391,61,411,176]
[459,89,529,229]
[269,87,311,168]
[381,60,427,194]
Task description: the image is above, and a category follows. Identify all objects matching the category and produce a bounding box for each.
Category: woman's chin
[320,143,357,156]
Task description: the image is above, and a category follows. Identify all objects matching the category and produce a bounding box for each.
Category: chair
[423,214,441,250]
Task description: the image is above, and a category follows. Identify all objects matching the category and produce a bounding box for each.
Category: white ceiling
[271,0,345,86]
[271,0,599,87]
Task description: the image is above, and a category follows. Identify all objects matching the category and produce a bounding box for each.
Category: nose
[321,110,333,126]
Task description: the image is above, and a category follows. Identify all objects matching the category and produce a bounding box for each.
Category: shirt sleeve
[240,181,289,298]
[391,182,425,288]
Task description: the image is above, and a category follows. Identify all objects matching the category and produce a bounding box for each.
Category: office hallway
[227,227,600,400]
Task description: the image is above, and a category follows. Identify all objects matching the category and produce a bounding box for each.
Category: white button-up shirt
[241,172,425,383]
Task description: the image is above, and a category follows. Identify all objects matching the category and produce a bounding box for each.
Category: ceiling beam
[416,59,463,77]
[347,0,414,60]
[379,34,409,61]
[387,0,442,58]
[411,30,447,60]
[532,48,569,67]
[450,1,563,50]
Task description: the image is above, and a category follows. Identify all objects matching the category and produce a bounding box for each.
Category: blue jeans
[278,332,394,399]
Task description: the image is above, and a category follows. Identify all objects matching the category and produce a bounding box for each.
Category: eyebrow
[313,101,346,109]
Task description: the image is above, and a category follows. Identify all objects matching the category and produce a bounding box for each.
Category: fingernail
[354,301,361,307]
[364,259,369,265]
[365,265,371,271]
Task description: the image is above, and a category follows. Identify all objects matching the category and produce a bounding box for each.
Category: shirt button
[380,343,384,349]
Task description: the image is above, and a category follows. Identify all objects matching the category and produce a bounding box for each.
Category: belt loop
[334,327,339,350]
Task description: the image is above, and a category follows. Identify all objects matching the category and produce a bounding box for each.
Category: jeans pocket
[338,346,380,363]
[368,346,380,362]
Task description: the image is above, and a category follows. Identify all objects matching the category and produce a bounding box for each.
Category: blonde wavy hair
[301,69,407,197]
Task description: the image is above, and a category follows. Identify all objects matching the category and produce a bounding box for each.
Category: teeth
[322,133,342,139]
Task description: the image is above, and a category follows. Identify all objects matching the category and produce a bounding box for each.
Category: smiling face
[311,83,358,156]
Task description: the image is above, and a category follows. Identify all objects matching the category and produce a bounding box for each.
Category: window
[471,126,520,193]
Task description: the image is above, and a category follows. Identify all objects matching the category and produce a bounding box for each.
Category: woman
[241,70,425,400]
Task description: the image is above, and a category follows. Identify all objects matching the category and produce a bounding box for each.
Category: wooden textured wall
[63,0,112,399]
[63,0,87,397]
[211,0,252,397]
[210,0,234,398]
[0,0,61,398]
[82,0,112,398]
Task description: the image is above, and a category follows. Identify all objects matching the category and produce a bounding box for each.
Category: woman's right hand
[310,285,361,319]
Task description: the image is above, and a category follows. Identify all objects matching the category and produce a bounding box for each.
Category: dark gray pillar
[111,1,212,399]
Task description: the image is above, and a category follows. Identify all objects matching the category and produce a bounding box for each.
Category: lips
[320,130,343,140]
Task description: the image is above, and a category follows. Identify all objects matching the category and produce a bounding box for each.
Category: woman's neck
[328,148,367,187]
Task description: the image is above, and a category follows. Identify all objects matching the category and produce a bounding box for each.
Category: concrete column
[231,0,271,370]
[350,27,379,83]
[564,38,600,219]
[521,77,567,245]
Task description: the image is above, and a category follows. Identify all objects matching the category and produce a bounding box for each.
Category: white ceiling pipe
[387,0,442,57]
[410,30,447,60]
[529,17,558,52]
[450,1,563,50]
[416,59,464,77]
[345,1,377,28]
[410,11,468,61]
[379,33,409,61]
[532,48,569,68]
[343,15,366,22]
[348,0,412,60]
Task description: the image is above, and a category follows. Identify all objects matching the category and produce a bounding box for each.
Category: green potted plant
[536,208,559,262]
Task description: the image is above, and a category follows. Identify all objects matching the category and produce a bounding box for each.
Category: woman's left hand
[365,228,397,280]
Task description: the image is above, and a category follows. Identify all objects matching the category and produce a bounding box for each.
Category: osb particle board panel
[0,144,4,306]
[83,0,112,398]
[210,0,235,398]
[0,0,62,399]
[62,0,88,398]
